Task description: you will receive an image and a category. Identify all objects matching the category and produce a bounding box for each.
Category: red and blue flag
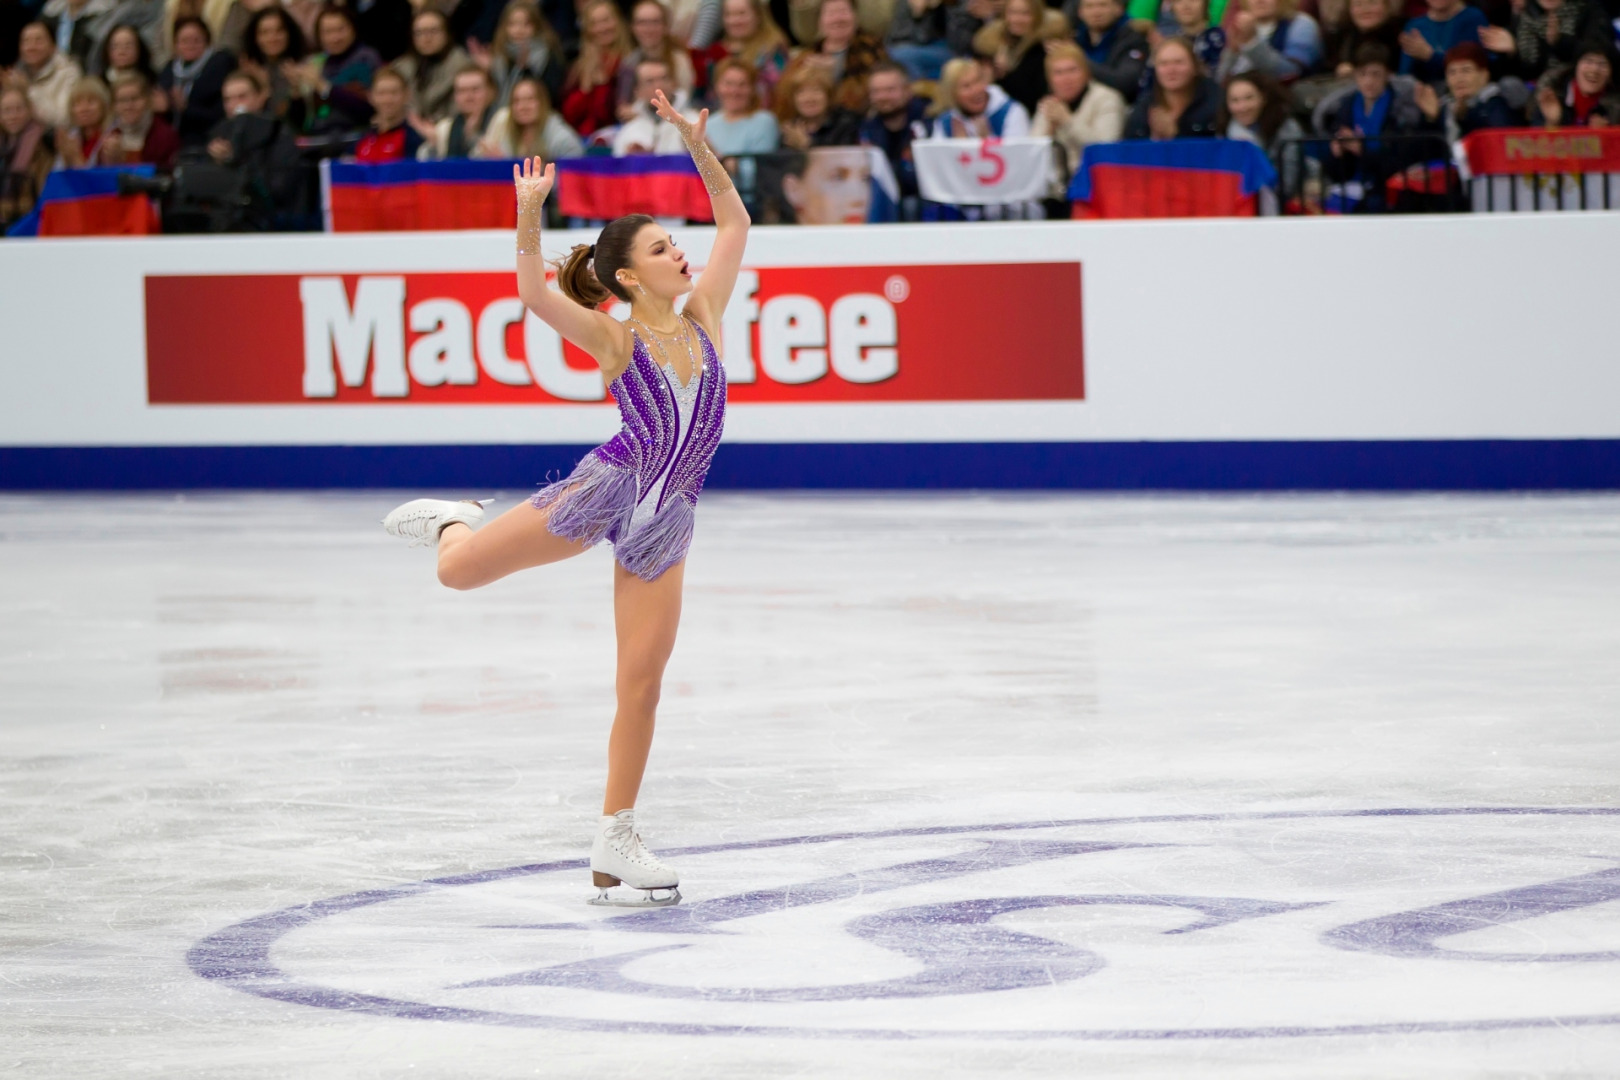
[5,165,160,238]
[1068,140,1276,219]
[322,159,518,232]
[554,155,714,222]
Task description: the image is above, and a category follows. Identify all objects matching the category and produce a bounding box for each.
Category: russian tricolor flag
[1069,140,1277,219]
[322,159,519,232]
[554,155,714,223]
[5,166,160,238]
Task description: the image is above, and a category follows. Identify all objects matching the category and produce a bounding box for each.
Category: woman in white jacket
[472,74,585,160]
[1030,41,1126,198]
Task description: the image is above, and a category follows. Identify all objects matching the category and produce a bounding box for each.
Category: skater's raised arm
[648,90,750,341]
[512,157,630,366]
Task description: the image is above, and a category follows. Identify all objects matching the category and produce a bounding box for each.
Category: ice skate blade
[587,886,681,908]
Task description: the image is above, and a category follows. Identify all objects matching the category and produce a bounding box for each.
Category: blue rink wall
[3,214,1618,491]
[4,440,1620,490]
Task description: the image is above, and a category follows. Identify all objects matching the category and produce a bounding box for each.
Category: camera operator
[200,68,306,226]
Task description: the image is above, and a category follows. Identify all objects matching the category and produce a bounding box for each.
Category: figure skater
[380,89,748,908]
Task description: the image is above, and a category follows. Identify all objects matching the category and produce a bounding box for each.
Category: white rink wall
[3,213,1619,450]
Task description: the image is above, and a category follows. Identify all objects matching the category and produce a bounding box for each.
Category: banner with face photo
[749,147,899,225]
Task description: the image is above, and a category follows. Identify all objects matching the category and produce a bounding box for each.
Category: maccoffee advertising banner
[144,262,1084,406]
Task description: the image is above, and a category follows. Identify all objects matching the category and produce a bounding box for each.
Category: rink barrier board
[3,440,1619,490]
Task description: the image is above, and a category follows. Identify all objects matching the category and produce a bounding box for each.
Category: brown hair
[224,67,266,95]
[371,65,410,92]
[711,56,760,112]
[775,63,834,123]
[554,213,657,306]
[492,0,563,62]
[724,0,788,61]
[1148,36,1203,110]
[503,74,554,153]
[1216,69,1292,143]
[570,0,631,92]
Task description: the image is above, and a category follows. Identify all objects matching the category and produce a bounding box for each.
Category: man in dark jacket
[1071,0,1149,101]
[859,60,929,218]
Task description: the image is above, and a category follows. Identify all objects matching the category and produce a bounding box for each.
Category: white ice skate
[588,809,681,908]
[381,498,491,548]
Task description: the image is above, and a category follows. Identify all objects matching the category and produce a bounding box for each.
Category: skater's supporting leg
[603,559,684,815]
[437,501,591,591]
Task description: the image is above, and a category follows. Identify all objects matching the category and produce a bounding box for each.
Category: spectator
[475,0,567,106]
[353,65,420,160]
[777,61,862,144]
[215,0,276,57]
[97,0,167,67]
[14,20,83,127]
[975,0,1069,115]
[930,53,1031,133]
[612,57,699,151]
[392,9,468,123]
[1074,0,1149,101]
[295,5,380,133]
[1414,40,1518,138]
[476,70,584,155]
[617,0,696,118]
[95,23,155,83]
[1032,40,1126,180]
[1123,34,1220,135]
[1323,41,1429,204]
[419,63,497,157]
[559,0,629,136]
[1479,0,1606,84]
[713,0,790,105]
[787,0,895,45]
[1218,69,1302,186]
[1529,40,1618,124]
[1321,0,1403,77]
[1218,0,1323,82]
[1,84,53,227]
[1398,0,1485,83]
[858,58,928,214]
[100,70,178,164]
[781,0,889,112]
[885,0,968,81]
[204,67,305,226]
[706,56,779,150]
[40,0,113,72]
[55,73,109,165]
[157,16,231,145]
[1148,0,1225,71]
[238,7,305,122]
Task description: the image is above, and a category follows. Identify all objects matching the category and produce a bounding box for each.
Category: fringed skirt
[529,451,697,582]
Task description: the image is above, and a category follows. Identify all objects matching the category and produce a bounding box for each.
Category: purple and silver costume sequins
[529,316,726,581]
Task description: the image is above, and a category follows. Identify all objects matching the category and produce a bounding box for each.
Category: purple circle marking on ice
[186,807,1620,1040]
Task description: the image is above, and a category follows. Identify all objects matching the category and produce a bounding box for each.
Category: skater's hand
[513,155,555,205]
[652,89,705,143]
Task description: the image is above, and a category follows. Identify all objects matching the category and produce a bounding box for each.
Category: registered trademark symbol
[884,275,910,303]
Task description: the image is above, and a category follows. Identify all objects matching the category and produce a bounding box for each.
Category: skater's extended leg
[602,559,684,814]
[437,501,591,591]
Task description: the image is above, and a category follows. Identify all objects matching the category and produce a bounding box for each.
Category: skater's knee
[616,669,663,713]
[436,545,479,590]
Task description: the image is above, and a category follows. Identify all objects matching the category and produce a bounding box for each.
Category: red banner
[144,262,1083,405]
[1071,167,1257,220]
[41,192,158,236]
[1460,127,1620,176]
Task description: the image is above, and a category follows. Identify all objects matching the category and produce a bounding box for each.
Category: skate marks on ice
[187,806,1620,1040]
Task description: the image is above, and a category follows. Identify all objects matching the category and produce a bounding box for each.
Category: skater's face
[622,224,693,300]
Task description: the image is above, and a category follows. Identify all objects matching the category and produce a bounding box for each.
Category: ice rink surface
[4,491,1620,1079]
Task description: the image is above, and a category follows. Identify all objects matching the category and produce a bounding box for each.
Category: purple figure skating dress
[530,315,725,581]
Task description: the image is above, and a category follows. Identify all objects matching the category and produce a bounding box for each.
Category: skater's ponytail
[553,213,655,308]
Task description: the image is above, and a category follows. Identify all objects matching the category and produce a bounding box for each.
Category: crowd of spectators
[3,0,1619,231]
